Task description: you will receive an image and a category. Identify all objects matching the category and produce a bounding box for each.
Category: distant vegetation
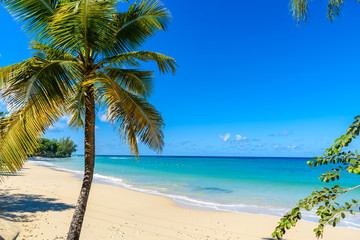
[34,137,77,158]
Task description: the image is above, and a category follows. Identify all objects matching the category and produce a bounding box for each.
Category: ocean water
[30,156,360,229]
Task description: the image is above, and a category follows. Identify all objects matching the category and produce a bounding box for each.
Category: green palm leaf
[0,60,32,89]
[290,0,308,23]
[50,0,118,56]
[30,41,79,62]
[290,0,359,23]
[102,0,170,56]
[95,73,164,155]
[67,85,86,129]
[2,56,80,111]
[0,0,58,39]
[0,49,80,178]
[101,67,154,98]
[99,51,177,74]
[0,101,63,179]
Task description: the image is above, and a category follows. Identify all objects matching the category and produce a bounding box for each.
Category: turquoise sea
[31,156,360,229]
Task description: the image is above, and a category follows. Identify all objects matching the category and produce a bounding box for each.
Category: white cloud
[60,115,72,124]
[95,125,99,130]
[48,121,67,132]
[235,135,247,141]
[282,130,291,136]
[269,130,292,137]
[99,113,108,122]
[219,133,231,142]
[271,144,297,150]
[54,121,67,129]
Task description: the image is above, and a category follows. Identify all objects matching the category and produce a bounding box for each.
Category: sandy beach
[0,162,358,240]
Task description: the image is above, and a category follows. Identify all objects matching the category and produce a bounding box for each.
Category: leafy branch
[272,116,360,239]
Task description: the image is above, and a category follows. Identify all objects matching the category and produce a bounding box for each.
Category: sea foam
[29,159,360,230]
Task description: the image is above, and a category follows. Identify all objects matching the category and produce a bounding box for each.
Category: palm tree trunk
[67,87,95,240]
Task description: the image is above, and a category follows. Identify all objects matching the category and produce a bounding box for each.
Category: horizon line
[72,154,313,159]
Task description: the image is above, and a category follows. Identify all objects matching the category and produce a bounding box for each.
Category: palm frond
[50,0,118,56]
[0,100,63,179]
[30,41,79,62]
[95,73,164,156]
[99,51,177,74]
[0,59,32,89]
[101,67,154,98]
[0,52,77,179]
[102,0,170,56]
[0,0,58,39]
[327,0,344,21]
[290,0,308,23]
[2,56,80,112]
[67,85,86,130]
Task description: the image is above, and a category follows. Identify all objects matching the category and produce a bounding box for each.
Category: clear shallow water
[30,155,360,229]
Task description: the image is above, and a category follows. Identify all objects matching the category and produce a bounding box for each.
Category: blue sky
[1,0,360,157]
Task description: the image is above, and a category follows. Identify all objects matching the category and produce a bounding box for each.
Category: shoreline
[29,159,360,230]
[1,162,359,239]
[30,159,292,216]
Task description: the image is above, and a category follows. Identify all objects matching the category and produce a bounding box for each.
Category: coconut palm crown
[0,0,176,239]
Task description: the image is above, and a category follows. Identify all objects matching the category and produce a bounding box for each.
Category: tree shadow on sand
[0,189,74,222]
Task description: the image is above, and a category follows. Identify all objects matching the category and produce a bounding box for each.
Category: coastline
[30,159,290,217]
[0,162,359,240]
[30,156,360,230]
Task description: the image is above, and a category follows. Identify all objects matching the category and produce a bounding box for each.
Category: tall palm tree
[0,0,176,239]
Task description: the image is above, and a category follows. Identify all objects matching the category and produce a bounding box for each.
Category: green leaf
[349,159,358,164]
[286,222,291,229]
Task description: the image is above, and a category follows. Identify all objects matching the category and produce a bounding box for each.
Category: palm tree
[0,0,176,239]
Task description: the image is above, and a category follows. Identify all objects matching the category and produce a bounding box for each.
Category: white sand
[0,162,359,240]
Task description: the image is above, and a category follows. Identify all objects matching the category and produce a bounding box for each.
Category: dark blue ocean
[31,156,360,229]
